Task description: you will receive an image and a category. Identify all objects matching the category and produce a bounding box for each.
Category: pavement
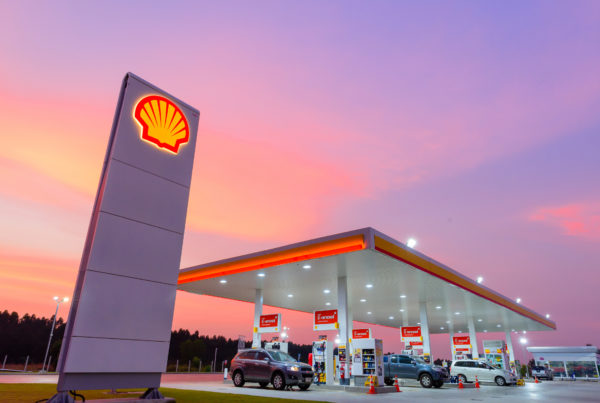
[1,373,599,402]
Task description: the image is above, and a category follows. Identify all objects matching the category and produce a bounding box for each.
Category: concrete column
[419,302,431,362]
[252,289,263,348]
[337,276,350,382]
[449,327,455,361]
[467,317,479,359]
[505,330,515,368]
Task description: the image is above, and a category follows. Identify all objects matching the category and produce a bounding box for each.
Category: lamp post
[41,296,68,373]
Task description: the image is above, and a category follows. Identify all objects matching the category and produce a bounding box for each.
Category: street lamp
[42,296,68,373]
[407,238,417,248]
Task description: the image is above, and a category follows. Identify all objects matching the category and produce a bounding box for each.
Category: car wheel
[259,382,269,388]
[433,380,443,388]
[272,372,286,390]
[495,376,506,386]
[420,373,433,388]
[384,378,394,386]
[233,370,245,387]
[298,383,310,391]
[457,374,467,384]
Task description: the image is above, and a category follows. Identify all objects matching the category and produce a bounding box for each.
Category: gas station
[178,227,556,387]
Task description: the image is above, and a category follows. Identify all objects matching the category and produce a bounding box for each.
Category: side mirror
[263,357,270,362]
[411,360,416,365]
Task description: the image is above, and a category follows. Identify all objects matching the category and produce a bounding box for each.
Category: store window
[548,361,566,376]
[566,361,598,378]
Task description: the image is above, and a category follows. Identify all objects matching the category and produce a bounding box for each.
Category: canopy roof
[178,228,556,334]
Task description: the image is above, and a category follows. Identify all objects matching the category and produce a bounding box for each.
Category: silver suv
[531,365,553,380]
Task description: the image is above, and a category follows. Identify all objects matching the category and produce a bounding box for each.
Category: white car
[450,360,517,386]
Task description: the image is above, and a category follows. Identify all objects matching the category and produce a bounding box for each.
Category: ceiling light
[417,322,421,325]
[497,324,501,328]
[399,309,405,312]
[400,295,406,298]
[325,302,331,306]
[446,321,450,324]
[435,306,442,310]
[477,318,483,322]
[257,273,265,277]
[366,284,373,288]
[511,329,515,332]
[367,311,372,315]
[483,330,488,333]
[407,238,417,248]
[458,330,463,333]
[523,330,527,334]
[219,279,227,284]
[360,298,366,302]
[287,294,293,298]
[440,327,445,330]
[53,296,59,301]
[302,264,311,269]
[476,276,483,284]
[516,298,521,303]
[389,316,394,320]
[455,312,460,315]
[323,289,330,294]
[520,338,527,344]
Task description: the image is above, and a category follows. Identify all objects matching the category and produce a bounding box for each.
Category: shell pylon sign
[134,95,190,154]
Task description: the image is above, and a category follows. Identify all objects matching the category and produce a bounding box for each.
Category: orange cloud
[529,203,600,240]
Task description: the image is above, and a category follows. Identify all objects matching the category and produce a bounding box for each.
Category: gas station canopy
[178,228,555,334]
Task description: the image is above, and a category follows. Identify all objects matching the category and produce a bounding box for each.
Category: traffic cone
[535,376,539,384]
[458,377,464,389]
[394,376,401,392]
[367,375,377,394]
[475,376,480,388]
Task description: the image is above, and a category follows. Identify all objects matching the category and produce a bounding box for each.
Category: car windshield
[268,350,296,362]
[413,357,426,365]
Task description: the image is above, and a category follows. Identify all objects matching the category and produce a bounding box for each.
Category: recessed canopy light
[455,312,460,315]
[435,306,442,310]
[302,264,311,269]
[366,284,373,288]
[511,329,515,332]
[389,316,394,320]
[496,324,501,328]
[325,302,331,306]
[440,326,445,330]
[458,330,463,333]
[257,273,265,277]
[417,322,421,325]
[523,330,527,334]
[477,318,483,322]
[219,279,227,284]
[476,276,483,284]
[360,298,366,302]
[446,321,450,324]
[516,297,521,303]
[287,294,293,298]
[399,309,405,312]
[323,289,330,294]
[400,295,406,298]
[483,330,488,333]
[367,311,372,315]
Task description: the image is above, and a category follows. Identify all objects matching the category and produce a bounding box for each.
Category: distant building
[527,346,599,379]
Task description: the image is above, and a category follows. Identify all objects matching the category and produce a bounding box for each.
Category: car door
[476,361,491,381]
[399,355,417,379]
[388,355,401,378]
[462,361,476,380]
[253,351,272,381]
[241,351,258,380]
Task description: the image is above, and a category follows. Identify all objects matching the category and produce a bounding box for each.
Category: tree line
[0,310,313,371]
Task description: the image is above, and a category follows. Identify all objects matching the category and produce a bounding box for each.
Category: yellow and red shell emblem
[134,95,189,154]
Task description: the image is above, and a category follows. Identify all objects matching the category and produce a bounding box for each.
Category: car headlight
[289,366,300,371]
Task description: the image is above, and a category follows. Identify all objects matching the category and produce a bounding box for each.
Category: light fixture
[400,295,406,298]
[516,298,521,303]
[360,298,367,302]
[477,318,483,322]
[445,320,450,324]
[63,297,69,302]
[323,289,330,294]
[545,314,550,319]
[53,296,59,301]
[511,329,515,332]
[281,332,287,338]
[523,330,527,334]
[325,302,331,306]
[389,316,394,320]
[219,279,227,284]
[476,276,483,284]
[302,264,311,269]
[366,284,373,288]
[257,273,265,277]
[435,306,442,310]
[287,294,293,298]
[407,238,417,248]
[367,311,372,315]
[458,330,463,333]
[455,312,460,315]
[440,326,445,330]
[417,322,421,325]
[335,337,341,344]
[496,324,501,328]
[520,338,527,344]
[483,330,488,333]
[399,309,405,312]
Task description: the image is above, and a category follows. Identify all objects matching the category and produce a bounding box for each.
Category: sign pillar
[419,302,431,362]
[467,317,479,359]
[252,289,263,348]
[337,276,350,381]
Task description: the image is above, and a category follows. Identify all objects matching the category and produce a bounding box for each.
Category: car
[230,348,314,390]
[450,359,517,386]
[531,365,553,380]
[383,354,449,388]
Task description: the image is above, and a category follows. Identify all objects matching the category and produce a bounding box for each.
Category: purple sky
[0,1,599,361]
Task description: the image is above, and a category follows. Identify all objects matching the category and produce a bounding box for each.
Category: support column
[449,326,455,361]
[337,276,350,384]
[505,330,515,371]
[419,303,431,363]
[467,317,479,359]
[252,289,263,348]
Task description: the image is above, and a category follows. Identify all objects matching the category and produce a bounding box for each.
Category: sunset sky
[1,1,599,361]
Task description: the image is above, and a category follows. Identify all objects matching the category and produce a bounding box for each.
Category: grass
[0,383,324,402]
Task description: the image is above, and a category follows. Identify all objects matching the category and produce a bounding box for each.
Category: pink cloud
[529,203,600,239]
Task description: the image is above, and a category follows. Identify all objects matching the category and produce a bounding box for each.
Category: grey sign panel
[55,73,199,392]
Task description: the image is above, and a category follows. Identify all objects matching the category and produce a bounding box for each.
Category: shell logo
[133,95,189,154]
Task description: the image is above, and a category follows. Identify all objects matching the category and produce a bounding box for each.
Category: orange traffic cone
[475,376,480,388]
[535,376,539,384]
[367,375,377,394]
[394,376,401,392]
[458,377,464,389]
